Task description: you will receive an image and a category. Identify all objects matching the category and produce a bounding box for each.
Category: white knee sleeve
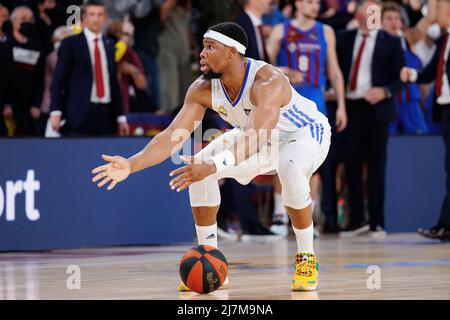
[280,171,312,210]
[278,143,313,210]
[189,175,221,207]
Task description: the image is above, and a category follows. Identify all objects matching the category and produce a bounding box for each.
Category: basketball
[179,245,228,294]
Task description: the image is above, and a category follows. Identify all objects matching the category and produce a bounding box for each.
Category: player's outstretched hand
[92,154,131,190]
[169,155,216,192]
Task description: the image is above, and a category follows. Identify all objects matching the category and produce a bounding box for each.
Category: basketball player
[266,0,347,120]
[92,22,330,291]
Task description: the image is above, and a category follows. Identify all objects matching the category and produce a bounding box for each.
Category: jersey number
[298,55,309,72]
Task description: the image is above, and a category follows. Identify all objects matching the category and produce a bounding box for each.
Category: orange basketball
[179,245,228,294]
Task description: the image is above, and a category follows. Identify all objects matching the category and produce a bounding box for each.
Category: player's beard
[202,70,223,80]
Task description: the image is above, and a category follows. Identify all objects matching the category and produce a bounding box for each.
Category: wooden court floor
[0,233,449,300]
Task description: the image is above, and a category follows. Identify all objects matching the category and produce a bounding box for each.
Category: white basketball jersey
[210,58,328,141]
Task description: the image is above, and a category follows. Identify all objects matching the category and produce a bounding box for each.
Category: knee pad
[278,156,312,210]
[282,187,312,210]
[188,176,221,207]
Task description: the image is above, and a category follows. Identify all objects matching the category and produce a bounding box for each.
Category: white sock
[273,192,288,223]
[195,223,218,248]
[292,223,314,254]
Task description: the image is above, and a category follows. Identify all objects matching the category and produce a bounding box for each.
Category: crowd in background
[1,0,449,241]
[0,0,441,137]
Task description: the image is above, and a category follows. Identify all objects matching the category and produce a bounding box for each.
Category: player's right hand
[92,154,131,190]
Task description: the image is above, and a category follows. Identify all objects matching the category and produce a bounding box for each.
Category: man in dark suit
[337,0,405,239]
[234,0,271,62]
[401,0,450,241]
[50,0,129,136]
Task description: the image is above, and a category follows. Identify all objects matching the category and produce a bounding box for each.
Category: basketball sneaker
[178,277,230,292]
[269,213,289,236]
[241,224,285,242]
[291,253,318,291]
[370,226,387,240]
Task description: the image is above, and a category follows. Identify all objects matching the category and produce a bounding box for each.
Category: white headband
[203,30,246,55]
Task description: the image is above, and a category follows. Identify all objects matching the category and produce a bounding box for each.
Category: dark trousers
[217,179,262,234]
[13,108,39,136]
[342,99,389,230]
[320,103,342,229]
[438,107,450,229]
[0,110,6,136]
[63,103,116,137]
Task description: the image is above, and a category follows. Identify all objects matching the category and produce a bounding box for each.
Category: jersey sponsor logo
[309,32,318,41]
[218,106,228,117]
[244,108,251,116]
[288,42,297,53]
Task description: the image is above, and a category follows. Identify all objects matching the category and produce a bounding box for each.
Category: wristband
[210,150,236,174]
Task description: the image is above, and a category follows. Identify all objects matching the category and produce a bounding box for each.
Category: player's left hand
[364,87,387,105]
[169,155,216,192]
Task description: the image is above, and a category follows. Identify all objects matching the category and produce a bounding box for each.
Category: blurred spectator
[132,0,163,112]
[267,0,348,234]
[33,0,57,54]
[0,4,11,136]
[262,0,289,27]
[403,0,423,27]
[382,1,428,134]
[319,0,355,31]
[401,0,450,241]
[106,19,148,113]
[102,0,152,21]
[337,0,405,239]
[158,0,193,114]
[40,25,73,133]
[235,0,271,62]
[415,22,438,66]
[6,5,45,135]
[50,0,129,136]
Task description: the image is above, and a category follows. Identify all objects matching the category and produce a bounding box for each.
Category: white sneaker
[339,224,370,238]
[241,232,285,242]
[269,223,288,236]
[370,226,387,240]
[217,227,238,240]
